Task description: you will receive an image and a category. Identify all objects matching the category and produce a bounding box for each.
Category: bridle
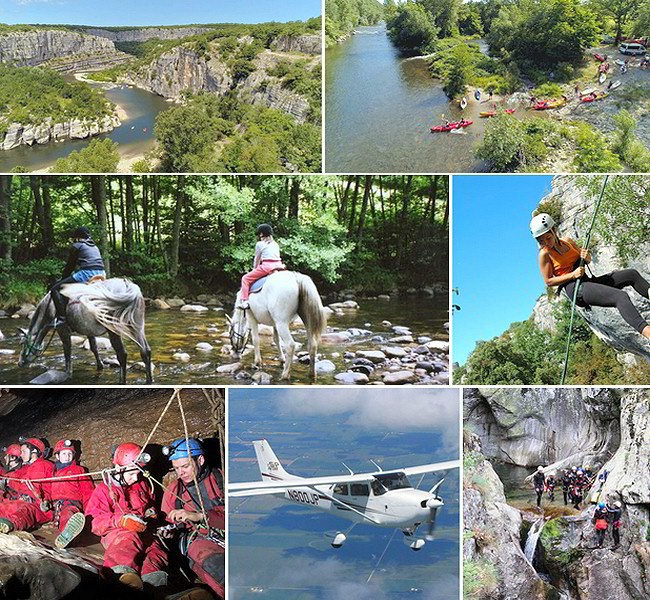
[229,308,251,353]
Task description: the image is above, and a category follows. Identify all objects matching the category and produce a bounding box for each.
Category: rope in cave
[560,175,608,385]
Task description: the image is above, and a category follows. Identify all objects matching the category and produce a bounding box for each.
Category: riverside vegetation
[0,19,321,173]
[336,0,650,172]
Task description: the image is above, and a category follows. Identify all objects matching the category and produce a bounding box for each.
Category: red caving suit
[0,457,54,531]
[86,478,167,576]
[47,462,95,531]
[162,470,225,597]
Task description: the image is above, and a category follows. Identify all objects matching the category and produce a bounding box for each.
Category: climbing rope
[560,175,609,384]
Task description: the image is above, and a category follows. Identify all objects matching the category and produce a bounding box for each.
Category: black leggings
[563,269,649,333]
[50,275,76,317]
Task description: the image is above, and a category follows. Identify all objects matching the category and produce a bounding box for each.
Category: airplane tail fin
[252,439,291,482]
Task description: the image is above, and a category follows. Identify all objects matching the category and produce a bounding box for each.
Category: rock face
[270,34,321,55]
[0,30,124,67]
[464,387,620,468]
[464,431,552,600]
[84,26,216,42]
[534,175,650,362]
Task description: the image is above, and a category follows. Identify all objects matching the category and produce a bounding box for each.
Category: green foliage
[387,3,439,53]
[458,2,484,36]
[463,559,499,599]
[50,138,120,173]
[325,0,384,45]
[444,44,474,98]
[532,83,564,98]
[535,196,563,225]
[571,123,622,172]
[0,258,63,307]
[0,65,113,126]
[611,110,650,172]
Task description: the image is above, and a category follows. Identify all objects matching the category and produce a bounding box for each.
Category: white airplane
[229,439,460,550]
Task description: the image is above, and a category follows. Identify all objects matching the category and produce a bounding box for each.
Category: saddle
[250,269,286,294]
[88,275,106,284]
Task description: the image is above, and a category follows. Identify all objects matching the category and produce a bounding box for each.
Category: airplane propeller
[425,478,445,541]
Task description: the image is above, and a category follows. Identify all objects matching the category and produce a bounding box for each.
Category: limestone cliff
[0,30,129,69]
[532,175,650,364]
[270,34,321,55]
[83,26,216,42]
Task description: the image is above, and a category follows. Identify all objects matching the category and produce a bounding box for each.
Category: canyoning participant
[0,437,54,533]
[50,226,106,328]
[533,466,546,508]
[161,438,225,599]
[86,443,167,592]
[562,469,571,506]
[593,502,609,548]
[45,439,95,549]
[572,469,586,509]
[545,472,556,502]
[531,213,650,342]
[236,224,285,310]
[608,500,622,547]
[0,444,22,479]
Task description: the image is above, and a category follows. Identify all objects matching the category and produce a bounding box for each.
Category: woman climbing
[530,213,650,340]
[236,224,285,310]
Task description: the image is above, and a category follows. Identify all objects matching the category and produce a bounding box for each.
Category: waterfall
[524,517,545,563]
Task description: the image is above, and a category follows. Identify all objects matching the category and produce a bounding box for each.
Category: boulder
[172,352,191,362]
[217,362,241,373]
[152,298,171,310]
[82,337,112,351]
[426,340,449,353]
[29,369,70,384]
[356,350,386,363]
[315,360,336,374]
[417,336,432,344]
[382,370,415,385]
[70,335,85,346]
[380,346,407,358]
[165,297,186,308]
[391,326,411,335]
[321,331,351,344]
[334,372,369,385]
[195,342,213,352]
[378,295,391,301]
[0,330,3,340]
[388,335,414,344]
[252,371,272,385]
[15,303,36,318]
[180,304,209,313]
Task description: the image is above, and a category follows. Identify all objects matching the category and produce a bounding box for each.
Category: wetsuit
[51,239,105,321]
[549,238,650,333]
[545,475,556,502]
[533,472,545,507]
[608,505,622,546]
[562,472,571,505]
[593,506,609,547]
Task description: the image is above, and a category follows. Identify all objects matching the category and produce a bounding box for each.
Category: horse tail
[296,273,326,344]
[73,278,147,348]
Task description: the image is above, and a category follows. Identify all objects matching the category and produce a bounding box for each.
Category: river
[0,80,170,172]
[0,297,448,385]
[325,25,541,173]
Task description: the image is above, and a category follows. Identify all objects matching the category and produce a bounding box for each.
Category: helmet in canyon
[530,213,556,238]
[54,439,75,456]
[256,224,273,238]
[112,443,150,467]
[162,438,204,461]
[18,436,45,457]
[537,466,544,472]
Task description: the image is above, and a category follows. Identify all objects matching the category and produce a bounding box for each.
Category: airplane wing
[229,459,460,497]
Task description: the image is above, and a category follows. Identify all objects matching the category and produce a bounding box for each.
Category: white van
[619,42,646,55]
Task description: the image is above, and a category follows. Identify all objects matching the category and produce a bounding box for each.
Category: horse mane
[61,278,145,346]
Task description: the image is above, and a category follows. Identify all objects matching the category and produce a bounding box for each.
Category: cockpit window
[350,483,370,496]
[371,472,411,496]
[333,483,348,495]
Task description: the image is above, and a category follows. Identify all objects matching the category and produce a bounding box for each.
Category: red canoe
[593,53,606,62]
[430,120,473,132]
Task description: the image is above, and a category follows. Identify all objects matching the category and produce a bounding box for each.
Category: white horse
[228,270,327,380]
[18,278,152,384]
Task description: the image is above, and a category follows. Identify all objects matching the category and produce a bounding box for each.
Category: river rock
[413,345,429,354]
[426,340,449,353]
[195,342,213,352]
[70,335,85,346]
[152,298,171,310]
[0,310,6,317]
[391,326,411,335]
[29,369,70,384]
[315,360,336,374]
[0,330,3,340]
[381,346,407,358]
[180,304,209,313]
[356,350,386,363]
[334,371,369,385]
[14,303,36,318]
[347,328,371,337]
[382,370,415,385]
[166,297,186,308]
[378,295,391,301]
[417,336,432,344]
[258,324,274,336]
[172,352,191,362]
[388,335,413,344]
[252,371,272,385]
[415,361,437,373]
[321,331,351,343]
[21,124,35,146]
[130,361,155,372]
[82,337,111,351]
[69,119,89,139]
[323,306,336,318]
[350,364,373,376]
[329,301,359,310]
[217,362,241,373]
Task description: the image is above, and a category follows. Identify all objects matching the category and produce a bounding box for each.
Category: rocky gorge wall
[532,175,650,365]
[83,26,216,42]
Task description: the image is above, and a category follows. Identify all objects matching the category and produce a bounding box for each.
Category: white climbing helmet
[537,466,544,472]
[615,501,622,508]
[530,213,556,238]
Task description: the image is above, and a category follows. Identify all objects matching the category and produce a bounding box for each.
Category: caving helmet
[537,466,544,472]
[256,223,273,238]
[530,213,556,238]
[54,439,75,456]
[162,438,204,461]
[615,501,622,508]
[112,443,150,467]
[72,226,91,239]
[19,436,45,457]
[3,444,21,458]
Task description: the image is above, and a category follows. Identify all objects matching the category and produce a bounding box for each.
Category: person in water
[50,226,106,327]
[236,224,285,310]
[531,213,650,340]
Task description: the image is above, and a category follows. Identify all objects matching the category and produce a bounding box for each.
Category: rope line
[560,175,609,384]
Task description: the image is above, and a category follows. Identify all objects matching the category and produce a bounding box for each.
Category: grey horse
[228,270,327,380]
[19,278,152,384]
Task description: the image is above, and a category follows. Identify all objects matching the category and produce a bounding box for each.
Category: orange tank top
[548,239,581,276]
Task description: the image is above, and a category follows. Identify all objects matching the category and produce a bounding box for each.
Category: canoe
[431,120,473,132]
[610,80,621,90]
[580,88,596,96]
[593,52,606,62]
[599,73,606,83]
[460,97,468,109]
[615,59,625,66]
[480,111,496,118]
[533,99,566,110]
[580,93,609,103]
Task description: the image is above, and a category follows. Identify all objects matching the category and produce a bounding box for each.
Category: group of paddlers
[0,436,224,599]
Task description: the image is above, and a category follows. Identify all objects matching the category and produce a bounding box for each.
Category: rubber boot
[55,512,86,549]
[0,518,15,533]
[119,572,144,591]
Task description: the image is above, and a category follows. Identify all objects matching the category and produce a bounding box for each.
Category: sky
[0,0,321,26]
[452,175,554,365]
[228,387,460,600]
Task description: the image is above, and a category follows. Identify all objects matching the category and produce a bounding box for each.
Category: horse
[227,270,327,381]
[18,278,152,384]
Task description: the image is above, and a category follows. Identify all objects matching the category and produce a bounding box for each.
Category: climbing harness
[560,175,609,384]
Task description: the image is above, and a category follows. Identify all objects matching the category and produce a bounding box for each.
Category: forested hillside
[325,0,384,45]
[0,175,448,307]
